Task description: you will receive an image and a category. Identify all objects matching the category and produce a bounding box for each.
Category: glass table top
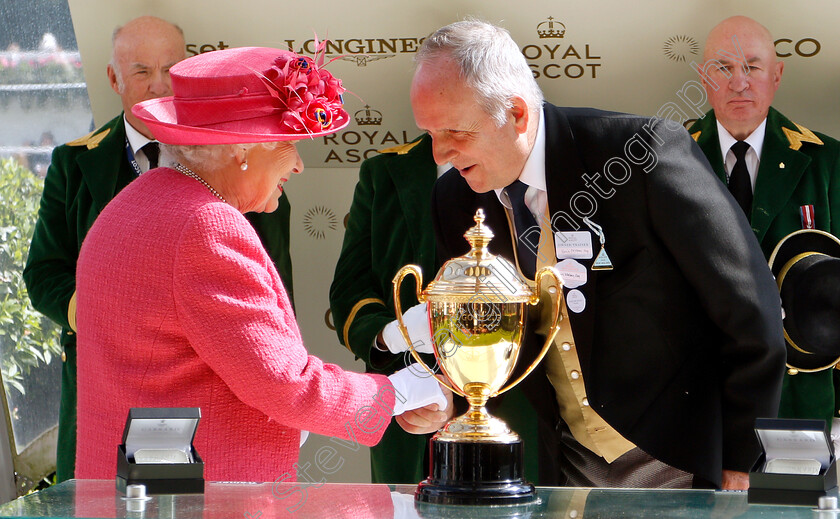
[0,479,835,518]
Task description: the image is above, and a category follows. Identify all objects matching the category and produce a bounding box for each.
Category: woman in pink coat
[74,46,450,483]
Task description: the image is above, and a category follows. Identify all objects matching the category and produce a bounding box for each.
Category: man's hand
[396,384,454,435]
[721,469,749,490]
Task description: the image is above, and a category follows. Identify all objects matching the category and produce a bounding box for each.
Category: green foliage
[0,158,61,396]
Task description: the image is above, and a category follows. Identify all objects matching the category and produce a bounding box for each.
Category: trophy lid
[424,209,533,302]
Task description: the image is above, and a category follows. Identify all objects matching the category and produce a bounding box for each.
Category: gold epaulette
[65,128,111,150]
[378,140,422,155]
[782,122,824,151]
[690,131,701,142]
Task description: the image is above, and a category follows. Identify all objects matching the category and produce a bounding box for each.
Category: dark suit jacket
[690,107,840,424]
[23,114,294,481]
[431,103,786,486]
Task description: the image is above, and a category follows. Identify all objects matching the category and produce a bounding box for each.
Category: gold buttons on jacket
[582,397,589,407]
[570,370,580,380]
[561,342,572,351]
[61,351,67,362]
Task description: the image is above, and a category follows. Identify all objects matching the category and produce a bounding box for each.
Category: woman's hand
[396,384,454,434]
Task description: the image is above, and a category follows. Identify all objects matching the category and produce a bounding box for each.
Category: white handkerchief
[391,491,422,519]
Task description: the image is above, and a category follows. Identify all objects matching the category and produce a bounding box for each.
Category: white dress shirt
[494,108,547,216]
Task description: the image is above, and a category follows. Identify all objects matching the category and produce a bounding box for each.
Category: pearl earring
[240,161,248,171]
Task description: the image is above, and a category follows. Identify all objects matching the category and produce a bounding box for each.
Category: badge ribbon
[582,217,613,271]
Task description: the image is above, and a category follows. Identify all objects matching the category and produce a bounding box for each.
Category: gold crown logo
[354,105,383,126]
[537,16,565,39]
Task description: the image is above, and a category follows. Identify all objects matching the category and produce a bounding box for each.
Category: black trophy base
[415,436,537,506]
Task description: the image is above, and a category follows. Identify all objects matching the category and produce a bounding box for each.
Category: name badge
[555,259,587,289]
[566,289,586,313]
[554,231,593,259]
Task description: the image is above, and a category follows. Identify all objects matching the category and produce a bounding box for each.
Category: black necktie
[142,142,159,171]
[728,141,752,216]
[505,179,538,279]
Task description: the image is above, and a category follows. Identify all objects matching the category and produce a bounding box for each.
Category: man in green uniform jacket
[691,16,840,424]
[22,16,294,482]
[329,134,541,484]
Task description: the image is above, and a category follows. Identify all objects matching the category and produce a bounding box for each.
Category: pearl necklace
[173,163,226,203]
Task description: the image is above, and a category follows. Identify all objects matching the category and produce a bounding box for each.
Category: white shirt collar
[123,114,153,154]
[494,107,546,212]
[716,119,766,162]
[716,118,766,190]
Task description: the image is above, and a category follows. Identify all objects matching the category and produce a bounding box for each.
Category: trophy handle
[494,266,565,396]
[392,265,464,397]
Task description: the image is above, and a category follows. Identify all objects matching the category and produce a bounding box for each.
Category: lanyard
[125,138,142,176]
[583,217,613,271]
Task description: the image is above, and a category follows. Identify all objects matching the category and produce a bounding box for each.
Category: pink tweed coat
[75,167,394,482]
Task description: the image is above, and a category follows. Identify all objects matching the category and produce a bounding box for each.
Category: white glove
[381,303,435,354]
[387,363,447,416]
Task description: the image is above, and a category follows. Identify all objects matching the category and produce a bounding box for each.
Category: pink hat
[132,46,349,145]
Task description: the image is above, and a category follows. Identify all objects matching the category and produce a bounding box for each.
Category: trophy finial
[464,209,494,258]
[474,208,485,225]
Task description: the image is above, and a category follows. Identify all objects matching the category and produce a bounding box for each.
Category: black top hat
[769,229,840,373]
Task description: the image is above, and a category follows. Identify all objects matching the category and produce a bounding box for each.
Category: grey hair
[160,142,278,172]
[415,19,543,126]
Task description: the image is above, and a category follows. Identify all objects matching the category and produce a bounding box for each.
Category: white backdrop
[68,0,840,483]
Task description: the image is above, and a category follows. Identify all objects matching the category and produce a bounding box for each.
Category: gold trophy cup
[393,209,564,506]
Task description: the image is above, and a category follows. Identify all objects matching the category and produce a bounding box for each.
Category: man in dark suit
[413,20,785,490]
[689,16,840,425]
[23,15,294,482]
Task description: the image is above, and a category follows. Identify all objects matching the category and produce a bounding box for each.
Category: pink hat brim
[133,96,350,145]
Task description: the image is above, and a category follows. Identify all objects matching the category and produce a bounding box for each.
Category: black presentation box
[748,418,837,506]
[116,407,204,495]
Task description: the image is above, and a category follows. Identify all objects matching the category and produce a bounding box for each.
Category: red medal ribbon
[799,204,815,229]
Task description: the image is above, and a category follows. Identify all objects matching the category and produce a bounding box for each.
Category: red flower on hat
[259,49,345,135]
